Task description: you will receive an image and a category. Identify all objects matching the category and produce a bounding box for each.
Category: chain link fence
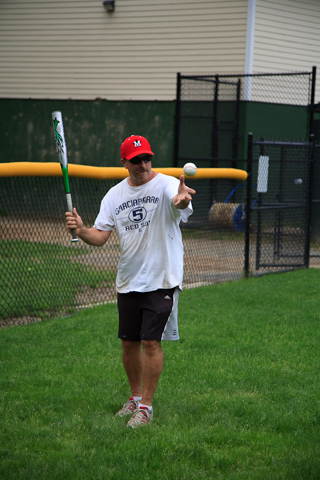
[175,71,314,154]
[1,174,248,327]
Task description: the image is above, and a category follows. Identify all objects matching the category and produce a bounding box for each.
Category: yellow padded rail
[0,162,248,181]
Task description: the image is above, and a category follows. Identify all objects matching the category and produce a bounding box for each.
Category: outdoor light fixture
[103,0,115,12]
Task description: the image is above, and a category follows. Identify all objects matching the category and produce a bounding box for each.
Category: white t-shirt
[94,173,193,293]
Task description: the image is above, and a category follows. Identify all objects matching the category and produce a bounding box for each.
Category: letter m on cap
[133,140,142,147]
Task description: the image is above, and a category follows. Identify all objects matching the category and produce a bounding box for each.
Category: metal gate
[245,134,315,276]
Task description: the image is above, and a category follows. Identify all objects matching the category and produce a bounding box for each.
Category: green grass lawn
[0,269,319,479]
[0,240,116,319]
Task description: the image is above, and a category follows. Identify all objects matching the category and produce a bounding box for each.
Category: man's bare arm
[65,208,112,246]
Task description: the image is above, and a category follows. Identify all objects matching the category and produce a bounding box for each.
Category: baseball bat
[51,111,79,242]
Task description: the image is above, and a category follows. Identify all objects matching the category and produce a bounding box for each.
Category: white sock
[138,402,153,412]
[133,396,142,402]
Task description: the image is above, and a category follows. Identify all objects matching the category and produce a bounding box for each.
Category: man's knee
[122,339,141,353]
[141,340,162,354]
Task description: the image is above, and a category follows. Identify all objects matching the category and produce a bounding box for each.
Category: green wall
[0,99,176,168]
[175,99,309,167]
[1,98,310,169]
[238,101,310,158]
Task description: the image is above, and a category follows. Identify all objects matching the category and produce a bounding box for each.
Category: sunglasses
[128,154,152,165]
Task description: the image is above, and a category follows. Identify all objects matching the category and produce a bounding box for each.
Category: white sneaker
[115,397,138,417]
[127,407,153,428]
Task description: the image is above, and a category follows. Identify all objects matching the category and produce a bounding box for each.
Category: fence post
[211,75,219,167]
[232,79,241,167]
[305,134,316,268]
[173,73,181,167]
[309,66,317,137]
[244,133,253,278]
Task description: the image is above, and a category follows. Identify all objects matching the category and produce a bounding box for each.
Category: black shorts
[117,287,176,341]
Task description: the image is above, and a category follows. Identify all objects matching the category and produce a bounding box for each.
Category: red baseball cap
[120,135,155,160]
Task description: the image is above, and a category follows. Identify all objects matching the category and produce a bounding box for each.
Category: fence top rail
[179,71,313,80]
[179,76,240,86]
[252,140,312,147]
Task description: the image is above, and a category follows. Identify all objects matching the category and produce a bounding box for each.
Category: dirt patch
[0,315,44,328]
[0,216,121,247]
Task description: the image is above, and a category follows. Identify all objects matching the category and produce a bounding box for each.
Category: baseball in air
[183,162,197,176]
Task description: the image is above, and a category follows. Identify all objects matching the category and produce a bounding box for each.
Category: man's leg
[140,340,164,406]
[125,340,163,428]
[121,340,143,397]
[121,339,163,405]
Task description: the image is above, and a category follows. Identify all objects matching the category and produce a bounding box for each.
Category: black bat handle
[71,229,79,242]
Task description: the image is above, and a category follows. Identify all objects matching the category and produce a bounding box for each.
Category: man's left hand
[172,175,196,210]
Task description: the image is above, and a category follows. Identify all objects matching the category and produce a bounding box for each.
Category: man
[65,135,195,428]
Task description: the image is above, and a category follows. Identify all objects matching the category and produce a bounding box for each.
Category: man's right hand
[65,208,83,236]
[65,208,112,246]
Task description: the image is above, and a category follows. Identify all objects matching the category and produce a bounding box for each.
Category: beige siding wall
[0,0,248,101]
[253,0,320,76]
